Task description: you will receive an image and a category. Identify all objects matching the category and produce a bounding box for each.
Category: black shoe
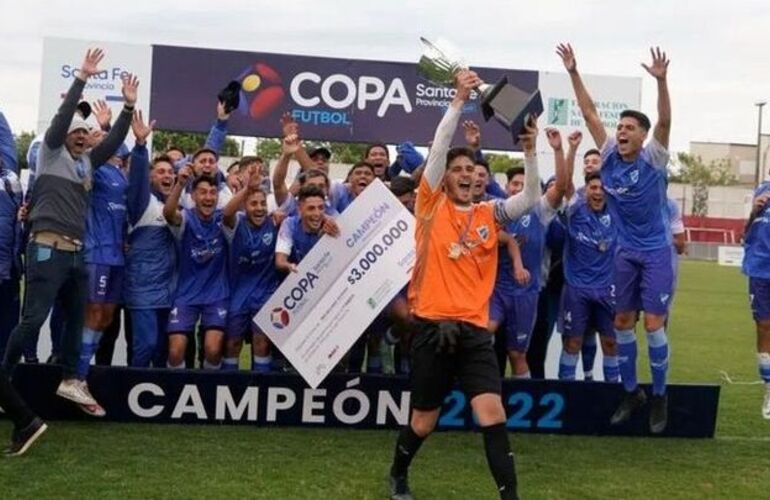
[649,394,668,434]
[610,388,647,425]
[389,474,413,500]
[4,418,48,457]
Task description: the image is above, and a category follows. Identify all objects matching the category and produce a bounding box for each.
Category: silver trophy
[418,37,543,141]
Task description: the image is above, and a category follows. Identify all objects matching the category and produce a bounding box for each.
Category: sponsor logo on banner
[234,62,285,119]
[548,98,570,125]
[271,307,290,329]
[546,97,635,130]
[288,72,412,127]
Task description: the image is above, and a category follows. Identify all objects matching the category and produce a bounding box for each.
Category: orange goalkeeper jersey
[408,177,500,328]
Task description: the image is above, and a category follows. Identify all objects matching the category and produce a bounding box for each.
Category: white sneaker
[56,379,96,406]
[763,392,770,420]
[77,382,105,417]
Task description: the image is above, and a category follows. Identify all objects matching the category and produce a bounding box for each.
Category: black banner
[5,364,719,438]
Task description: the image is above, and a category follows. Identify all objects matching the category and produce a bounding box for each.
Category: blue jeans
[2,242,87,378]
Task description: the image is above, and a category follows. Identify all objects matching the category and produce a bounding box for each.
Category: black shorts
[409,318,502,411]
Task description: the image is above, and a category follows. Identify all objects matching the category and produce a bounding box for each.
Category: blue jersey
[564,199,617,288]
[225,213,281,313]
[124,145,176,309]
[743,182,770,279]
[276,215,323,265]
[172,208,229,305]
[85,163,128,266]
[600,137,671,250]
[0,169,22,281]
[496,198,555,295]
[330,182,355,213]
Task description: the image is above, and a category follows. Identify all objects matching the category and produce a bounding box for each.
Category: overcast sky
[1,0,769,154]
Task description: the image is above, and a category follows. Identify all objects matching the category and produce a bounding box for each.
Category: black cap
[218,80,241,114]
[309,147,332,161]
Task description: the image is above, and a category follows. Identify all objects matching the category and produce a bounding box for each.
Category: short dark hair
[584,172,602,185]
[506,166,525,182]
[619,110,651,131]
[227,161,240,174]
[166,146,185,156]
[446,147,476,168]
[390,176,416,197]
[365,143,389,159]
[152,154,174,169]
[347,161,375,178]
[583,148,601,159]
[298,184,326,203]
[475,158,491,174]
[192,175,217,191]
[299,168,330,188]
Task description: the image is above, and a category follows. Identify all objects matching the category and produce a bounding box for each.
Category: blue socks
[758,353,770,384]
[222,357,239,371]
[581,333,597,380]
[77,328,102,379]
[558,351,579,380]
[616,329,637,392]
[647,328,669,396]
[603,355,620,383]
[252,355,272,373]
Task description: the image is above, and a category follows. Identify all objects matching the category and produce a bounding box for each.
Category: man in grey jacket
[0,48,138,456]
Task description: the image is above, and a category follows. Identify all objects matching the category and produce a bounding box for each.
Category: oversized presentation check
[254,179,416,388]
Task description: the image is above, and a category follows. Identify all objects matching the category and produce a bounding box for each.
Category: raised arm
[126,110,155,226]
[543,128,567,208]
[556,43,607,148]
[273,134,300,207]
[564,131,581,201]
[279,113,315,170]
[0,111,18,173]
[497,119,541,222]
[90,74,138,166]
[204,102,231,154]
[642,47,671,149]
[45,48,104,149]
[423,71,481,190]
[224,165,260,228]
[164,165,192,226]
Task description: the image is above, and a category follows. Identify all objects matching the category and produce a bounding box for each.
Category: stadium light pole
[756,101,766,188]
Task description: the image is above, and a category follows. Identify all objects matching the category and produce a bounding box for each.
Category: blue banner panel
[149,45,539,149]
[6,365,719,438]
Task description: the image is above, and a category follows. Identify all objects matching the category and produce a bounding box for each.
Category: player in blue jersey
[489,128,568,378]
[75,100,131,416]
[742,184,770,418]
[559,171,620,382]
[559,43,673,433]
[164,168,229,370]
[329,161,376,214]
[222,167,281,372]
[124,111,175,369]
[275,184,328,274]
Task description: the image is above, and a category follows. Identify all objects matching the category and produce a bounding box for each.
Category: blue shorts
[560,284,615,338]
[167,301,229,334]
[750,277,770,322]
[86,264,124,304]
[226,310,263,340]
[614,247,673,316]
[489,289,538,352]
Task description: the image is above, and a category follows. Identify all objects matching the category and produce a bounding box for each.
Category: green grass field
[2,261,769,499]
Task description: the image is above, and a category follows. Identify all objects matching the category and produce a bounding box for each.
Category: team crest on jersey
[217,308,228,318]
[630,169,639,185]
[476,225,490,241]
[600,214,611,227]
[521,215,531,228]
[262,233,274,246]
